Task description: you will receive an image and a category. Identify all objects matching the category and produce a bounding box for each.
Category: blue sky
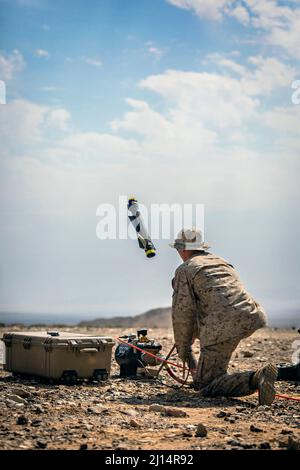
[1,0,255,129]
[0,0,299,320]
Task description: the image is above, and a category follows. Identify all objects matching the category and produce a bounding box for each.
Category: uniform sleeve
[172,267,197,361]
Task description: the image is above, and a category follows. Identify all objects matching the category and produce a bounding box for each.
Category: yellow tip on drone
[146,249,156,258]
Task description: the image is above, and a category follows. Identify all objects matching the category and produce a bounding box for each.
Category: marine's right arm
[172,267,197,362]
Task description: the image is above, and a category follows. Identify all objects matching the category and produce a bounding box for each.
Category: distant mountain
[78,307,172,328]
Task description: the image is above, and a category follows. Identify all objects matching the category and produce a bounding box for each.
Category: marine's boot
[251,363,278,406]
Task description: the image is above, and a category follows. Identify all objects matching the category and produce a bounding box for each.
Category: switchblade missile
[128,197,156,258]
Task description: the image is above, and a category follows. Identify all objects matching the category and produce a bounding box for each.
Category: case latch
[3,334,13,347]
[44,337,53,352]
[22,337,32,350]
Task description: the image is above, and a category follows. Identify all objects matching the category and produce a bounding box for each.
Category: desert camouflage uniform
[172,252,267,396]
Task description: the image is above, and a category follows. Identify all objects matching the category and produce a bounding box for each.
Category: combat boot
[250,363,278,405]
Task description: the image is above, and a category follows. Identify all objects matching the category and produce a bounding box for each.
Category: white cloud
[263,105,300,135]
[110,96,217,161]
[229,5,250,25]
[35,49,50,58]
[85,57,103,67]
[112,98,175,137]
[61,132,139,162]
[0,49,26,80]
[148,46,165,60]
[243,56,296,95]
[0,99,48,153]
[1,54,299,217]
[0,100,72,156]
[242,1,300,58]
[266,9,300,58]
[166,0,233,21]
[205,53,296,95]
[167,0,300,58]
[247,0,294,30]
[46,108,71,131]
[139,69,259,131]
[206,55,247,75]
[145,42,166,61]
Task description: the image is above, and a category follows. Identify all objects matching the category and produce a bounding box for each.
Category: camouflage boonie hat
[169,228,210,251]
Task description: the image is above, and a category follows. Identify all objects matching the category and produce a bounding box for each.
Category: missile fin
[137,237,145,249]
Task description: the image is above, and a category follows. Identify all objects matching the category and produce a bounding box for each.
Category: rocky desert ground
[0,327,299,451]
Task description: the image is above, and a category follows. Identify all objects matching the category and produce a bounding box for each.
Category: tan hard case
[2,331,115,382]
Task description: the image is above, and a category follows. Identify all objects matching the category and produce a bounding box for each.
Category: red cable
[275,394,300,402]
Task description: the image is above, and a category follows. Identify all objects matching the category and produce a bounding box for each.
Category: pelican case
[2,331,115,383]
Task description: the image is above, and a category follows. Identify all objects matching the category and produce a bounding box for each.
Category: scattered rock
[250,424,263,433]
[286,436,300,451]
[7,394,26,404]
[257,405,270,412]
[227,439,241,447]
[216,411,228,418]
[195,423,207,438]
[11,388,32,399]
[16,415,28,425]
[31,419,42,427]
[224,416,236,423]
[236,406,247,413]
[241,350,254,358]
[19,440,33,449]
[246,402,257,409]
[5,399,25,408]
[34,405,45,414]
[149,404,165,413]
[259,442,271,449]
[79,443,88,450]
[280,429,293,435]
[164,407,187,418]
[129,419,140,428]
[36,440,47,449]
[86,407,101,415]
[241,443,256,449]
[121,408,138,417]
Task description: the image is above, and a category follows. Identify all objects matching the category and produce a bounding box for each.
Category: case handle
[79,348,98,354]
